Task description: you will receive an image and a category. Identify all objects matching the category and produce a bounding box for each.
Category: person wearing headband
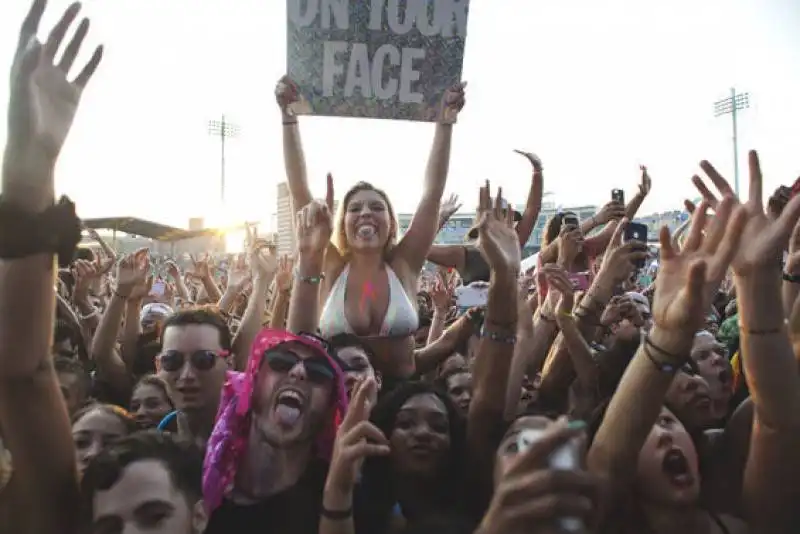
[203,328,348,534]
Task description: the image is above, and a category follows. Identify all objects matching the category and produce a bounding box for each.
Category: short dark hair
[81,431,203,522]
[329,333,376,361]
[54,356,91,397]
[161,307,232,351]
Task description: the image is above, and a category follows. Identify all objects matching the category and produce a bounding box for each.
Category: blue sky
[0,0,798,231]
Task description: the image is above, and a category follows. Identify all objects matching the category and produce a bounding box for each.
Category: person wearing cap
[426,151,544,284]
[203,328,348,534]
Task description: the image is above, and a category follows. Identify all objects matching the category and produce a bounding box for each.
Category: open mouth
[661,448,694,486]
[274,388,305,427]
[717,368,731,386]
[356,224,377,239]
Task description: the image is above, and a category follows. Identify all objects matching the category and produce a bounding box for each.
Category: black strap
[0,195,81,267]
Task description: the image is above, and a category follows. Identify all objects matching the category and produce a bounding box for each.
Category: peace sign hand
[7,0,103,183]
[326,378,388,494]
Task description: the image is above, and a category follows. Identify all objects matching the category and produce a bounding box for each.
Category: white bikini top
[318,264,419,338]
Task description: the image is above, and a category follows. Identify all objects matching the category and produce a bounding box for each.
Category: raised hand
[7,0,103,178]
[275,254,293,292]
[72,258,98,303]
[275,75,299,117]
[475,181,521,273]
[638,164,653,196]
[439,193,462,222]
[693,151,800,277]
[227,253,250,290]
[543,266,575,315]
[296,200,332,256]
[654,197,745,336]
[596,220,649,286]
[594,200,626,225]
[557,226,583,266]
[189,254,211,282]
[165,260,181,281]
[326,378,388,493]
[513,149,543,172]
[477,419,600,534]
[430,272,453,312]
[115,249,150,298]
[438,81,466,125]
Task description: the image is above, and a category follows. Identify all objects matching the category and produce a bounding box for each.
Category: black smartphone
[612,188,625,205]
[563,214,580,228]
[624,222,649,269]
[624,222,648,243]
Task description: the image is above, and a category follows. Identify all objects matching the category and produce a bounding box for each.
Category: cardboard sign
[287,0,470,121]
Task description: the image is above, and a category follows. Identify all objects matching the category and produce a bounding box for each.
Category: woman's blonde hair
[332,181,399,257]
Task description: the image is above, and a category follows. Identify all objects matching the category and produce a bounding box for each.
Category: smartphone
[566,272,590,291]
[562,213,580,229]
[455,284,488,310]
[150,280,166,297]
[517,428,584,532]
[612,188,625,205]
[624,222,648,243]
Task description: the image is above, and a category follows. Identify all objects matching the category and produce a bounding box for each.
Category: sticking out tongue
[357,226,376,238]
[276,404,301,426]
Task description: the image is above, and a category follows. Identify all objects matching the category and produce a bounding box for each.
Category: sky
[0,0,798,232]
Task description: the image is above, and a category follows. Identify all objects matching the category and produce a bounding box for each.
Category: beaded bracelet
[295,269,325,285]
[480,324,516,344]
[782,272,800,284]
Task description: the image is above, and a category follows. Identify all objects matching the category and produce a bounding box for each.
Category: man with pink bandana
[203,328,348,534]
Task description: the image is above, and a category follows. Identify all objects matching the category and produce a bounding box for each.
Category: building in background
[276,182,294,255]
[635,210,688,240]
[275,181,338,256]
[397,202,599,259]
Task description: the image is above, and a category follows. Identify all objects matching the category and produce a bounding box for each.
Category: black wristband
[0,195,81,267]
[783,272,800,284]
[321,505,353,520]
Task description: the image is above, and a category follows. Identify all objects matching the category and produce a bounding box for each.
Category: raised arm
[395,83,466,273]
[0,2,103,532]
[511,150,544,247]
[276,76,314,210]
[589,198,744,503]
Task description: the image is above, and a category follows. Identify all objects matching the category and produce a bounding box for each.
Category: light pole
[713,88,749,196]
[207,115,241,204]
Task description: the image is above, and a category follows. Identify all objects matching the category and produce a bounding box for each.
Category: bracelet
[480,324,516,344]
[538,313,556,322]
[282,120,298,126]
[558,310,574,319]
[113,291,130,300]
[321,505,352,520]
[644,334,686,361]
[743,325,785,335]
[643,345,682,373]
[295,269,325,284]
[783,272,800,283]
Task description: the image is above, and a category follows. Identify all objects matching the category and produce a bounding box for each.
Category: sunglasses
[158,349,228,372]
[265,350,335,384]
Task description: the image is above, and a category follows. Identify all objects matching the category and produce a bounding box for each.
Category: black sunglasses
[158,349,228,372]
[265,350,335,384]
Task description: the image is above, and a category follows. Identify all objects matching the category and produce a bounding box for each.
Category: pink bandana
[202,328,348,513]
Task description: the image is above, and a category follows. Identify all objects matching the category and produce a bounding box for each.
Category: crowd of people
[2,1,800,534]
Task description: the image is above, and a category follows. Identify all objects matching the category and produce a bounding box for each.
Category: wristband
[783,272,800,283]
[479,324,516,344]
[321,505,352,520]
[295,269,325,284]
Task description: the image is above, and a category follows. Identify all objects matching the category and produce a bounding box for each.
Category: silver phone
[517,428,584,532]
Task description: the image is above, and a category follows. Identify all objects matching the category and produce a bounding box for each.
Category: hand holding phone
[612,188,625,205]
